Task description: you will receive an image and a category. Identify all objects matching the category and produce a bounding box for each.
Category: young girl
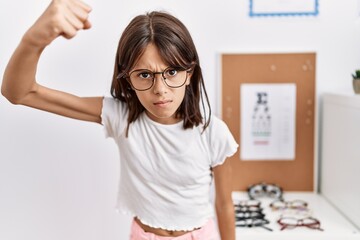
[1,0,238,239]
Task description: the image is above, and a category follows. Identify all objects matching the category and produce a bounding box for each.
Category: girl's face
[130,44,190,124]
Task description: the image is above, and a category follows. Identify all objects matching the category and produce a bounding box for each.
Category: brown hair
[110,11,211,135]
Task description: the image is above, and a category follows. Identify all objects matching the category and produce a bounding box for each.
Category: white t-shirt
[101,97,238,231]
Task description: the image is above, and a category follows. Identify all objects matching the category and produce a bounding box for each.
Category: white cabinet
[321,93,360,230]
[233,92,360,239]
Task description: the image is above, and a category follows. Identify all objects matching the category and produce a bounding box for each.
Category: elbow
[1,85,11,103]
[1,86,22,105]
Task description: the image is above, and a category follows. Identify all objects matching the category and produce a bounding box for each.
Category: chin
[147,109,178,123]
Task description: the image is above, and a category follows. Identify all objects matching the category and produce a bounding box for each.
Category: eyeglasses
[279,208,313,219]
[270,199,308,211]
[277,217,324,231]
[234,205,262,213]
[234,199,261,208]
[236,211,265,220]
[236,218,273,231]
[127,66,191,91]
[247,183,283,200]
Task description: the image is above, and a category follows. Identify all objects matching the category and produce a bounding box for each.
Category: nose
[152,73,168,95]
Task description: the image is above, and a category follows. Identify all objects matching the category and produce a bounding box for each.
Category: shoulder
[204,115,238,166]
[103,96,124,108]
[102,97,128,116]
[101,97,128,138]
[202,115,234,144]
[206,115,231,135]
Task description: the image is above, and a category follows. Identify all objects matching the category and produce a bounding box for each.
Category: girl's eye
[165,69,178,77]
[139,72,152,79]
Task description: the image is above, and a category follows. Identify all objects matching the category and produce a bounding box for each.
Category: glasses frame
[247,182,283,200]
[126,66,192,91]
[234,205,262,213]
[235,211,265,220]
[277,217,324,231]
[234,199,261,208]
[270,199,308,211]
[236,218,273,231]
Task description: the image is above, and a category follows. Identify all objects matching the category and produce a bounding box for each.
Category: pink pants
[129,218,219,240]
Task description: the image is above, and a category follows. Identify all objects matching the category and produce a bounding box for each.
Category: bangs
[154,36,195,70]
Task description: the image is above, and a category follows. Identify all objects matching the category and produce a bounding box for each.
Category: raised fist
[24,0,92,48]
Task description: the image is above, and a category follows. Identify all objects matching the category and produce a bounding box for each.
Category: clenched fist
[23,0,92,48]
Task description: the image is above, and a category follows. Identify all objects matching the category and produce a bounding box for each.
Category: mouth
[153,100,172,106]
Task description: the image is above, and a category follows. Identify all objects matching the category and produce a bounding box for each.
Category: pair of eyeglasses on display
[234,199,261,208]
[235,211,265,220]
[124,66,192,91]
[270,199,308,211]
[236,218,273,231]
[277,217,324,231]
[234,205,262,213]
[247,182,283,200]
[278,208,313,219]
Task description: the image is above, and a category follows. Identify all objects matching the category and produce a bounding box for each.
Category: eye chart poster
[240,83,296,160]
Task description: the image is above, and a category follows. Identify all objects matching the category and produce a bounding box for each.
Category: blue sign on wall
[249,0,319,17]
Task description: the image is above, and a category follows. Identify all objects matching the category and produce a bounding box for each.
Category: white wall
[1,0,360,239]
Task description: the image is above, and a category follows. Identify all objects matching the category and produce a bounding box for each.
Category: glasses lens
[270,200,285,210]
[129,70,154,90]
[291,200,308,209]
[163,67,187,87]
[248,184,264,198]
[303,217,318,225]
[266,185,282,198]
[279,217,298,226]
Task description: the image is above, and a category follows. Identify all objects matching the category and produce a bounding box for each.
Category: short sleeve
[101,97,128,139]
[208,116,239,167]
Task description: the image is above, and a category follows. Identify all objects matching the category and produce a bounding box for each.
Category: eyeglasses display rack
[233,191,360,240]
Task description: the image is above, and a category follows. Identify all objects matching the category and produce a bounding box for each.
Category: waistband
[130,218,218,240]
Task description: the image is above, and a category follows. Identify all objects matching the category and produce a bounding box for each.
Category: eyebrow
[131,66,171,72]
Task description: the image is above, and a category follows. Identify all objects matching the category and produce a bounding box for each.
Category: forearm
[1,36,44,104]
[2,0,92,104]
[216,203,235,240]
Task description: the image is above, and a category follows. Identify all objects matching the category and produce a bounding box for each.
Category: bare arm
[213,159,235,240]
[1,0,103,123]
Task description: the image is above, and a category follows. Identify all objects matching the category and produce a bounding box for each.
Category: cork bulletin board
[221,53,316,191]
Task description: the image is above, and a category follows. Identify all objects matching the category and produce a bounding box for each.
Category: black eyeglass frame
[236,218,273,231]
[234,199,261,208]
[247,182,283,200]
[234,205,263,213]
[126,66,193,91]
[235,211,265,220]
